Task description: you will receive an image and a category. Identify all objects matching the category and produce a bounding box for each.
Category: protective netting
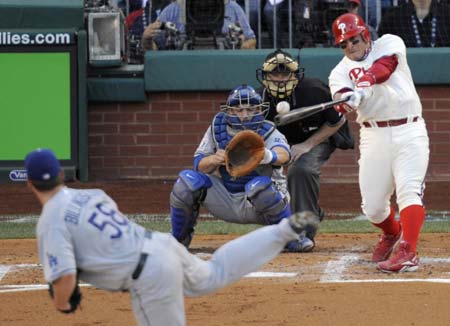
[377,1,450,48]
[109,0,450,63]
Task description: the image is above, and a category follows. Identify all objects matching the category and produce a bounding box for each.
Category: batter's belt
[362,116,419,128]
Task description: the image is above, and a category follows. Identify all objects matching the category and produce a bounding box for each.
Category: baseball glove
[48,274,82,314]
[225,130,265,177]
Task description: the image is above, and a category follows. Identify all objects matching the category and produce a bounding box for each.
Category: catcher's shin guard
[170,170,211,248]
[245,176,291,224]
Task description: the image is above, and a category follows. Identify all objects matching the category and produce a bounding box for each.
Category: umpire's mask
[256,49,304,99]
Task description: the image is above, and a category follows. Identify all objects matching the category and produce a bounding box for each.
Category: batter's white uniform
[37,187,298,326]
[328,34,429,222]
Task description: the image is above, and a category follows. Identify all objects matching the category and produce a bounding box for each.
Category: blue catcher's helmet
[221,85,269,131]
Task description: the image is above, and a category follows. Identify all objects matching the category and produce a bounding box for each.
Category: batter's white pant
[130,218,298,326]
[359,118,429,223]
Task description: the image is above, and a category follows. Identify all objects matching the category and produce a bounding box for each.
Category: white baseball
[276,101,290,115]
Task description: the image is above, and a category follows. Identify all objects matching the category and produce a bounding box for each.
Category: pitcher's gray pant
[131,219,298,326]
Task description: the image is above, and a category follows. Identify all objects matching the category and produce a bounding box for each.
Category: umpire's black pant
[287,141,336,239]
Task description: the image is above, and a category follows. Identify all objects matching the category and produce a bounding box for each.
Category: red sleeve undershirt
[335,54,399,96]
[366,54,399,84]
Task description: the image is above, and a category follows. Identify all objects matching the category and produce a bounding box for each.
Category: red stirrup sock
[400,205,425,253]
[372,206,400,235]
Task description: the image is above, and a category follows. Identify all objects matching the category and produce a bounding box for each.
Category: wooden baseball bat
[274,96,351,126]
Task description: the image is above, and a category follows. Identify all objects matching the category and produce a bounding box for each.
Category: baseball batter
[170,85,309,252]
[26,148,310,326]
[329,13,430,273]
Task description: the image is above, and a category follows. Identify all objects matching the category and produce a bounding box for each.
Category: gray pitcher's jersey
[37,187,146,291]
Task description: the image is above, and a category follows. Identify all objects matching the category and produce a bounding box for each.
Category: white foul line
[321,278,450,284]
[0,283,91,294]
[245,272,297,278]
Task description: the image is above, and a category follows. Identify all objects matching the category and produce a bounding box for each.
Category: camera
[225,23,243,49]
[160,22,179,35]
[228,23,243,36]
[85,0,109,9]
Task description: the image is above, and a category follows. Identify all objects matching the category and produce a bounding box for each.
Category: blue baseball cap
[25,149,61,181]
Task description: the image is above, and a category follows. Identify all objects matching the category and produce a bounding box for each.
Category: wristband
[260,149,278,165]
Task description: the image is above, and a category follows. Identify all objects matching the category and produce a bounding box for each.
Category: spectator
[263,0,288,48]
[116,0,143,15]
[378,0,450,47]
[264,0,302,48]
[263,0,319,48]
[143,0,256,50]
[365,0,396,30]
[126,0,173,62]
[346,0,378,41]
[235,0,266,43]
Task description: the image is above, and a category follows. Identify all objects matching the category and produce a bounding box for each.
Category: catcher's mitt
[225,130,265,177]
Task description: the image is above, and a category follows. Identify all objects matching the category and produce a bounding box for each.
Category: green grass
[0,222,37,239]
[1,216,450,239]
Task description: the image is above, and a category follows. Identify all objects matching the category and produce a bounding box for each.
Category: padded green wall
[143,48,450,92]
[0,0,84,29]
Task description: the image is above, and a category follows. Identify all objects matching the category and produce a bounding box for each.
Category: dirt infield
[2,234,450,326]
[1,180,450,325]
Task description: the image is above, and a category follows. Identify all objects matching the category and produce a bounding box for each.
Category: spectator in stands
[264,0,322,48]
[235,0,266,42]
[126,0,172,62]
[264,0,286,48]
[116,0,142,16]
[142,0,256,50]
[346,0,378,41]
[365,0,396,30]
[378,0,450,47]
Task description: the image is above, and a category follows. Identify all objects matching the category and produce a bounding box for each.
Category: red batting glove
[356,72,376,88]
[334,91,357,114]
[334,102,356,114]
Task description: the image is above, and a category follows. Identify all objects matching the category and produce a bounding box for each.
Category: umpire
[256,49,354,252]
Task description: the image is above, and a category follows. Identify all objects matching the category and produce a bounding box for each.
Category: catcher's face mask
[256,49,304,99]
[221,85,269,131]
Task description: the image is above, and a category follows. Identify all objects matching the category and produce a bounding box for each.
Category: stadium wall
[87,86,450,181]
[87,48,450,181]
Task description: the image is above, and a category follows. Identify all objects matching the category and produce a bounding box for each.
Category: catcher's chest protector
[212,113,275,150]
[211,113,276,193]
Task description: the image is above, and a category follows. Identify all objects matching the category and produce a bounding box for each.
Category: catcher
[170,84,310,252]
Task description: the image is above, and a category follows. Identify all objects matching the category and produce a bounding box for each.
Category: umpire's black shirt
[259,77,342,145]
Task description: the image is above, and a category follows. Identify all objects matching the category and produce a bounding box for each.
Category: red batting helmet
[332,13,370,45]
